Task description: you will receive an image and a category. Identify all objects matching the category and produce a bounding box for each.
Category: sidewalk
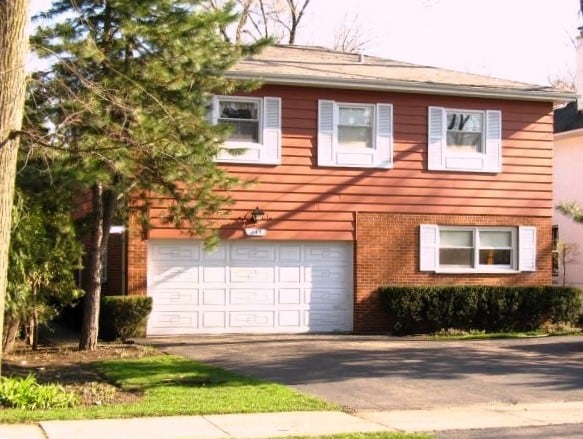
[2,400,583,439]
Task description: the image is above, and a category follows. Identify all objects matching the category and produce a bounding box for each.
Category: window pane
[221,121,259,142]
[338,126,372,148]
[446,132,482,153]
[440,230,473,247]
[446,111,483,154]
[447,112,482,132]
[480,231,511,247]
[219,101,258,120]
[479,249,511,265]
[440,248,474,267]
[339,106,372,126]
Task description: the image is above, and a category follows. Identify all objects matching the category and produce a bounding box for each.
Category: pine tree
[28,0,268,350]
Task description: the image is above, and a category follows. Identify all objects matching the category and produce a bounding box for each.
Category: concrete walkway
[2,400,583,439]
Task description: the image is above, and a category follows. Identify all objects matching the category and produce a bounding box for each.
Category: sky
[29,0,582,86]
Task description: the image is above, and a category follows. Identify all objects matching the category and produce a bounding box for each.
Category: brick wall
[127,212,148,297]
[354,213,552,333]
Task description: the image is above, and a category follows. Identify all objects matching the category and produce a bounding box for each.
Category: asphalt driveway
[147,335,583,411]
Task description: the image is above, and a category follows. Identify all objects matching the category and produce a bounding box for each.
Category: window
[552,225,559,278]
[446,110,483,154]
[318,100,393,168]
[428,106,501,173]
[338,105,373,148]
[420,225,536,273]
[218,99,260,143]
[212,96,281,165]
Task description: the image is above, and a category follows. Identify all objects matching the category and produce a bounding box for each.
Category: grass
[0,355,335,423]
[426,328,583,340]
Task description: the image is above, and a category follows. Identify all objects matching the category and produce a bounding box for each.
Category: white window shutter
[261,97,281,164]
[428,106,445,170]
[210,95,220,124]
[484,110,502,173]
[518,226,537,272]
[318,100,336,167]
[374,103,393,168]
[419,224,439,271]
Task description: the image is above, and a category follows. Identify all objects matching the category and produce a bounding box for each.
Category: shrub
[0,375,77,409]
[100,296,153,341]
[379,285,583,335]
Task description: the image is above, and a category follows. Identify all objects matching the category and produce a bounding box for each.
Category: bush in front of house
[379,285,583,335]
[99,296,153,341]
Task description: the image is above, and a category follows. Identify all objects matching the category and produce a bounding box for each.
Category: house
[552,30,583,288]
[113,45,573,336]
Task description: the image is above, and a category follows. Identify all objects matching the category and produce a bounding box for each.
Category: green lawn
[0,355,335,423]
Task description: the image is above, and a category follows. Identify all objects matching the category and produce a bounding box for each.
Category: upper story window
[420,225,537,274]
[446,110,483,154]
[212,96,281,165]
[318,100,393,168]
[428,107,501,173]
[218,99,260,143]
[337,104,373,149]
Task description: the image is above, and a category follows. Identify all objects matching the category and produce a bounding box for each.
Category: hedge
[99,295,153,341]
[379,285,583,335]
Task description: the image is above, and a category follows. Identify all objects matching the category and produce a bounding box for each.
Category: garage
[146,240,353,335]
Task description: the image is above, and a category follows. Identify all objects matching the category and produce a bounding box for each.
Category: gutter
[226,72,575,104]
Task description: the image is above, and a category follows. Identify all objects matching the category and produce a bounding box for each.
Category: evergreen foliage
[25,0,269,349]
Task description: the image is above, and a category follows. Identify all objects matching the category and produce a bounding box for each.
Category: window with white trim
[420,225,536,273]
[212,96,281,165]
[318,100,393,168]
[428,107,501,173]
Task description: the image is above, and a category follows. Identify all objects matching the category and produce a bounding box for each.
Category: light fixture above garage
[242,206,268,224]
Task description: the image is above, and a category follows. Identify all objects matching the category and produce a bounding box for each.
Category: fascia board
[226,72,576,104]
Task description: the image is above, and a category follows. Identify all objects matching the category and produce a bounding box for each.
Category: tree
[332,14,370,54]
[4,157,84,353]
[0,0,30,374]
[210,0,311,44]
[28,0,268,350]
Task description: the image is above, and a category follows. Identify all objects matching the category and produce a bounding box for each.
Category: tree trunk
[0,0,29,374]
[79,184,116,350]
[79,184,105,350]
[2,316,20,355]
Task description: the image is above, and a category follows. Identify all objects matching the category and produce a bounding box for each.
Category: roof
[229,45,575,103]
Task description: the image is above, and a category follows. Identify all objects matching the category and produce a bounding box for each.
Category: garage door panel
[149,311,199,330]
[202,266,227,283]
[230,311,274,328]
[202,311,226,329]
[304,245,350,263]
[278,245,301,262]
[279,310,301,327]
[305,310,351,331]
[278,266,302,283]
[306,288,352,309]
[230,289,275,305]
[305,266,351,284]
[231,266,274,283]
[149,264,198,287]
[231,244,276,262]
[279,289,301,305]
[150,242,200,262]
[202,245,227,262]
[147,240,353,334]
[202,289,227,306]
[150,288,198,306]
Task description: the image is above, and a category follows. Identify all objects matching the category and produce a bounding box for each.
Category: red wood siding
[145,84,553,241]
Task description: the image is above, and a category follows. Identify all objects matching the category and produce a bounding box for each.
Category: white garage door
[146,240,353,335]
